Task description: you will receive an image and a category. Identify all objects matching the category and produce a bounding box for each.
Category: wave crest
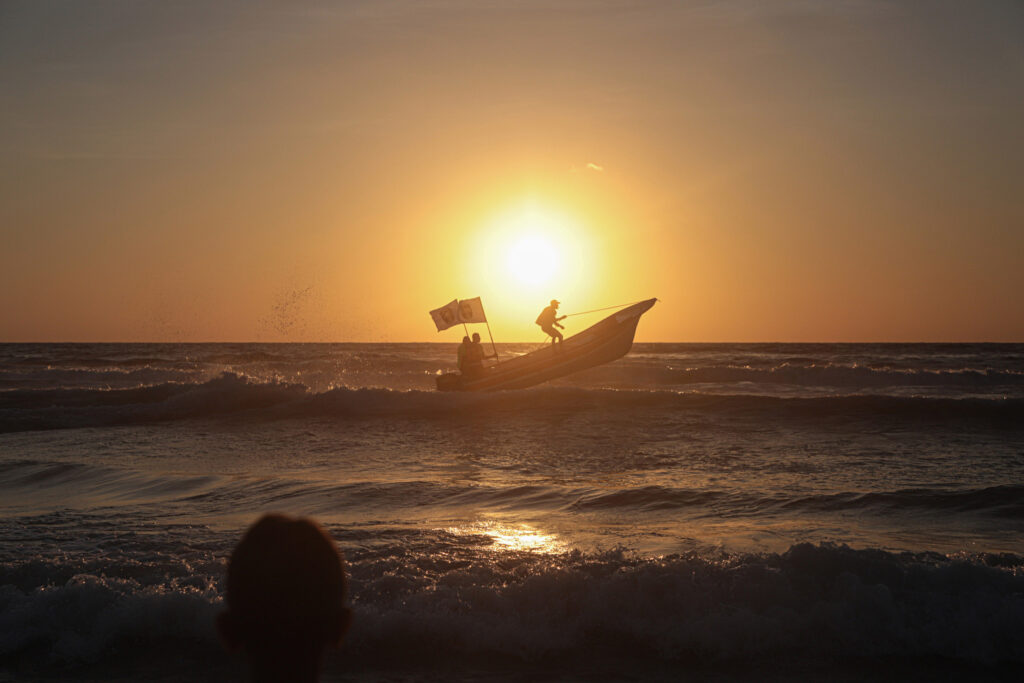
[3,543,1022,670]
[2,373,1023,433]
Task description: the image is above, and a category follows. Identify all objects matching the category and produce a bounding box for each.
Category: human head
[550,299,560,308]
[462,336,470,344]
[472,333,481,342]
[218,514,351,681]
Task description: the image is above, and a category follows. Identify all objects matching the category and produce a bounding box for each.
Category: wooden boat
[436,298,656,392]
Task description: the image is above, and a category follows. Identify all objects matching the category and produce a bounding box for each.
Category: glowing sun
[507,235,559,285]
[473,201,591,312]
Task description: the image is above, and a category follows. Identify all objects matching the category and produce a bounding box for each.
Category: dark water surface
[1,343,1022,680]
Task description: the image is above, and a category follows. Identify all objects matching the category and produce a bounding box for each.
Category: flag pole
[463,323,469,338]
[485,321,498,362]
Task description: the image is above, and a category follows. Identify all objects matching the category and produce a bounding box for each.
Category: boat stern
[435,372,463,392]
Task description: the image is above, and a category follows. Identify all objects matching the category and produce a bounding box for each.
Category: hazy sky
[2,0,1022,341]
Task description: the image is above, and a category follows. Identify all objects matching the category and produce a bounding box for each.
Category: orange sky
[2,1,1023,342]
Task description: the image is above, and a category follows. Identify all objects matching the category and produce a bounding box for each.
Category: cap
[551,299,560,306]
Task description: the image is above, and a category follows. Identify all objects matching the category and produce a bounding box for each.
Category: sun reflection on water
[446,521,564,553]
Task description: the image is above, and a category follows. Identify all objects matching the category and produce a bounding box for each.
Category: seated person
[462,332,487,377]
[218,514,351,683]
[456,335,471,372]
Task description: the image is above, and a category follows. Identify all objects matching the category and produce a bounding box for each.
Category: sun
[479,202,576,291]
[469,200,596,332]
[507,235,559,286]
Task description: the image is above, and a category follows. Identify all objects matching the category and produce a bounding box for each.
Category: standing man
[536,299,566,345]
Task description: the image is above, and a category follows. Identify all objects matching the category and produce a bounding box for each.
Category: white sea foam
[2,543,1021,671]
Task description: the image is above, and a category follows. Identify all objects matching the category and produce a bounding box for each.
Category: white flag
[457,297,487,324]
[429,299,460,331]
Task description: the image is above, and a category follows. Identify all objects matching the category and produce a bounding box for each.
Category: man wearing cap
[535,299,566,345]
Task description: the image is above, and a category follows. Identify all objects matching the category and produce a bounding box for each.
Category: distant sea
[2,342,1022,681]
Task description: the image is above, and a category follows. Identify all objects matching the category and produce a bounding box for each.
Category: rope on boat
[524,299,654,351]
[563,298,652,318]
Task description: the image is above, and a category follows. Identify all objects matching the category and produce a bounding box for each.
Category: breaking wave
[2,373,1023,433]
[2,542,1022,671]
[578,362,1024,389]
[570,484,1024,519]
[4,458,1020,521]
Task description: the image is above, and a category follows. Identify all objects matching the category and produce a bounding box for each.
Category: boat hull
[436,298,656,392]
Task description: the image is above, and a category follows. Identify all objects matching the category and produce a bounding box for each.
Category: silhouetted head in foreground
[472,332,481,343]
[218,514,351,683]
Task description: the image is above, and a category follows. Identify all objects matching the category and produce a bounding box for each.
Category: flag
[429,299,460,331]
[457,297,487,324]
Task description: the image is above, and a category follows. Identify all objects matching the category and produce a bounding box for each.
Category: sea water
[1,343,1022,680]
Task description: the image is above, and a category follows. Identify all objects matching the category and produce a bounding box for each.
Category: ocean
[1,342,1022,681]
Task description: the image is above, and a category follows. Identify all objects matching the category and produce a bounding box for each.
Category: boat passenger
[463,333,486,377]
[536,299,566,344]
[456,336,471,372]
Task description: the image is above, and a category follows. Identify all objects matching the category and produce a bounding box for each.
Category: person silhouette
[457,335,471,372]
[471,332,497,362]
[462,332,486,377]
[217,514,351,683]
[535,299,566,344]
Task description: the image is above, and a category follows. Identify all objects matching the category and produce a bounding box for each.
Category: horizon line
[2,340,1022,345]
